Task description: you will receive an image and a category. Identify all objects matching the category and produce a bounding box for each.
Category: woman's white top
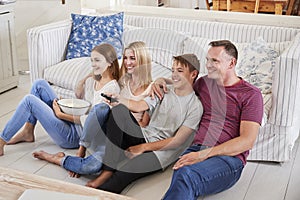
[120,82,152,122]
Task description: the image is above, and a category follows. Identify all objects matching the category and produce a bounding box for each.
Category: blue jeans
[163,145,244,200]
[0,79,80,148]
[62,103,110,174]
[62,151,104,175]
[79,103,110,153]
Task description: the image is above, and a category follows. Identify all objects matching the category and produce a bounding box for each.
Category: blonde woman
[118,41,153,127]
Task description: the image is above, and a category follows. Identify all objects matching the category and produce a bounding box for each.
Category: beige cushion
[183,36,211,74]
[44,57,91,91]
[122,28,186,69]
[235,37,280,94]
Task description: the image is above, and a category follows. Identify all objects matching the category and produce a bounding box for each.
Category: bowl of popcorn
[57,99,91,116]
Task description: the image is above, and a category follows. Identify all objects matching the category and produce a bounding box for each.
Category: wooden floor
[0,74,300,200]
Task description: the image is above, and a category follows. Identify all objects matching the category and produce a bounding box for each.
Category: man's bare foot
[7,123,35,145]
[86,170,113,188]
[0,138,6,156]
[32,150,65,166]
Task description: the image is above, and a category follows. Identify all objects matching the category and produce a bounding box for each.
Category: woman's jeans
[163,145,244,200]
[61,103,110,174]
[0,79,80,148]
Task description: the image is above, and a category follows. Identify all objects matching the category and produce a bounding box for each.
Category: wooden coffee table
[0,167,135,200]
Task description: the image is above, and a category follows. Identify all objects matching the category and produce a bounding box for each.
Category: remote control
[101,93,118,103]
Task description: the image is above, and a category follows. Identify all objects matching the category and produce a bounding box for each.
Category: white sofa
[27,8,300,164]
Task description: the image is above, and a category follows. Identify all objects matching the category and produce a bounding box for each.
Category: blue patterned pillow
[66,12,124,60]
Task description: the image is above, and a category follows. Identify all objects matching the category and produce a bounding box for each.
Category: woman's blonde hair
[92,43,120,81]
[119,41,152,89]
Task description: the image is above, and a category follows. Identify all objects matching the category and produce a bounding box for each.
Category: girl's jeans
[0,79,80,148]
[62,103,110,174]
[163,145,244,200]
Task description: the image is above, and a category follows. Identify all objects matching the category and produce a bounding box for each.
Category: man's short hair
[209,40,238,61]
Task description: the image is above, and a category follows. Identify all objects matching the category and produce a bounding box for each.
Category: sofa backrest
[123,15,300,75]
[124,15,300,43]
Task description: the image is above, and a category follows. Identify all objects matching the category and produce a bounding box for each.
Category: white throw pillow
[235,37,279,94]
[183,36,211,74]
[235,40,290,56]
[122,28,187,69]
[44,57,92,90]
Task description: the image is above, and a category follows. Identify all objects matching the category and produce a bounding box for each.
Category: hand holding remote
[101,93,118,103]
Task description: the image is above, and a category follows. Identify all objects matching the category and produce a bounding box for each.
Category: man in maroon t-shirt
[154,40,263,200]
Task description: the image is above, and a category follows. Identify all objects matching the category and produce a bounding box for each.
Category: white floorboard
[0,74,299,200]
[283,142,300,200]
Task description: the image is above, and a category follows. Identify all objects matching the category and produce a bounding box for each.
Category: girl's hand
[75,73,93,99]
[52,99,62,118]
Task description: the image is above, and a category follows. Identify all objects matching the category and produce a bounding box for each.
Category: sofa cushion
[236,37,279,94]
[44,57,91,91]
[235,40,291,56]
[183,36,290,77]
[183,36,211,74]
[44,56,170,98]
[122,28,186,69]
[66,12,124,60]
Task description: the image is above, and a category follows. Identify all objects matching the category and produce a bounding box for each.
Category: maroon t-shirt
[193,76,263,165]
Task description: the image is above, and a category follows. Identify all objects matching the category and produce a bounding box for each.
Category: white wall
[113,0,207,9]
[14,0,81,72]
[81,0,110,9]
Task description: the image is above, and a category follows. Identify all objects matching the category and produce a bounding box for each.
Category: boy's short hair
[173,54,200,72]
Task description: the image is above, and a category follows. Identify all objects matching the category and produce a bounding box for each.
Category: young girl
[0,43,120,156]
[32,41,153,178]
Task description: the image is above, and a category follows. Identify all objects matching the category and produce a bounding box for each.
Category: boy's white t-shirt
[142,86,203,169]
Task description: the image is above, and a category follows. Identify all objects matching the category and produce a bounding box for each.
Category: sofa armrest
[269,33,300,127]
[27,19,72,83]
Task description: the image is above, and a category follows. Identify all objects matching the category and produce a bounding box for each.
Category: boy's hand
[150,78,168,100]
[125,144,146,159]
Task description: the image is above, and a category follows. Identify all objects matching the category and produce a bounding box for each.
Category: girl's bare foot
[76,146,86,158]
[86,170,113,188]
[7,123,35,145]
[32,150,65,166]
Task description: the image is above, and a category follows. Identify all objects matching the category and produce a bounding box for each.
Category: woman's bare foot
[7,123,35,145]
[0,138,6,156]
[32,150,65,166]
[86,170,113,188]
